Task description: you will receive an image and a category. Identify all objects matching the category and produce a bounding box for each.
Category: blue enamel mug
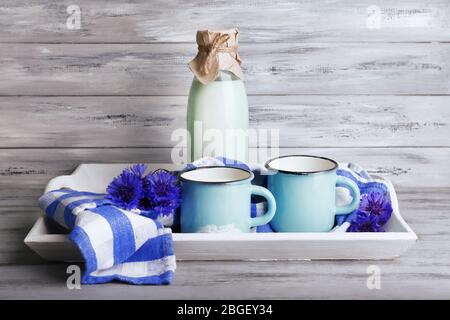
[179,166,276,233]
[265,155,360,232]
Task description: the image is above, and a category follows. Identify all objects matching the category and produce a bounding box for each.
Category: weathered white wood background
[0,0,449,299]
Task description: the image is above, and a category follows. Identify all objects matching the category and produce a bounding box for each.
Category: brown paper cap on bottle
[188,28,244,84]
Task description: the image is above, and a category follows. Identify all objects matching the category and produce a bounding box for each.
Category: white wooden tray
[25,163,417,261]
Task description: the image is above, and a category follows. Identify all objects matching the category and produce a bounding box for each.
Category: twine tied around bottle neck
[188,29,244,84]
[197,34,240,75]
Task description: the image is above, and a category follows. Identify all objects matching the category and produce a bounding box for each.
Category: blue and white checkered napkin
[38,189,175,285]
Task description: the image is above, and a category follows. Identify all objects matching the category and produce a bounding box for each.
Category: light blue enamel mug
[265,155,360,232]
[179,166,276,233]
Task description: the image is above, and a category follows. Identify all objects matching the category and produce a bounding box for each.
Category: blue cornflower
[129,163,147,178]
[106,169,144,210]
[359,191,392,225]
[144,169,181,217]
[348,191,393,232]
[106,164,181,218]
[347,211,385,232]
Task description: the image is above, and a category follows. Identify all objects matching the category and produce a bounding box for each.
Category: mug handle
[336,176,361,215]
[250,185,277,228]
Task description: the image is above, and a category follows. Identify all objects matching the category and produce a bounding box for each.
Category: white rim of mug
[264,155,338,175]
[179,166,254,184]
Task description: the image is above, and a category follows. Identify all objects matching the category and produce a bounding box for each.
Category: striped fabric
[38,189,175,285]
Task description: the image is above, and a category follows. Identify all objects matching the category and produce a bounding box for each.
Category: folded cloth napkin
[38,189,176,285]
[186,157,390,232]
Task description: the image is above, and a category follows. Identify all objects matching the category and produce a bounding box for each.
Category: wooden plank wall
[0,0,449,264]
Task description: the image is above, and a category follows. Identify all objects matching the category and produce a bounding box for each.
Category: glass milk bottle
[187,28,249,162]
